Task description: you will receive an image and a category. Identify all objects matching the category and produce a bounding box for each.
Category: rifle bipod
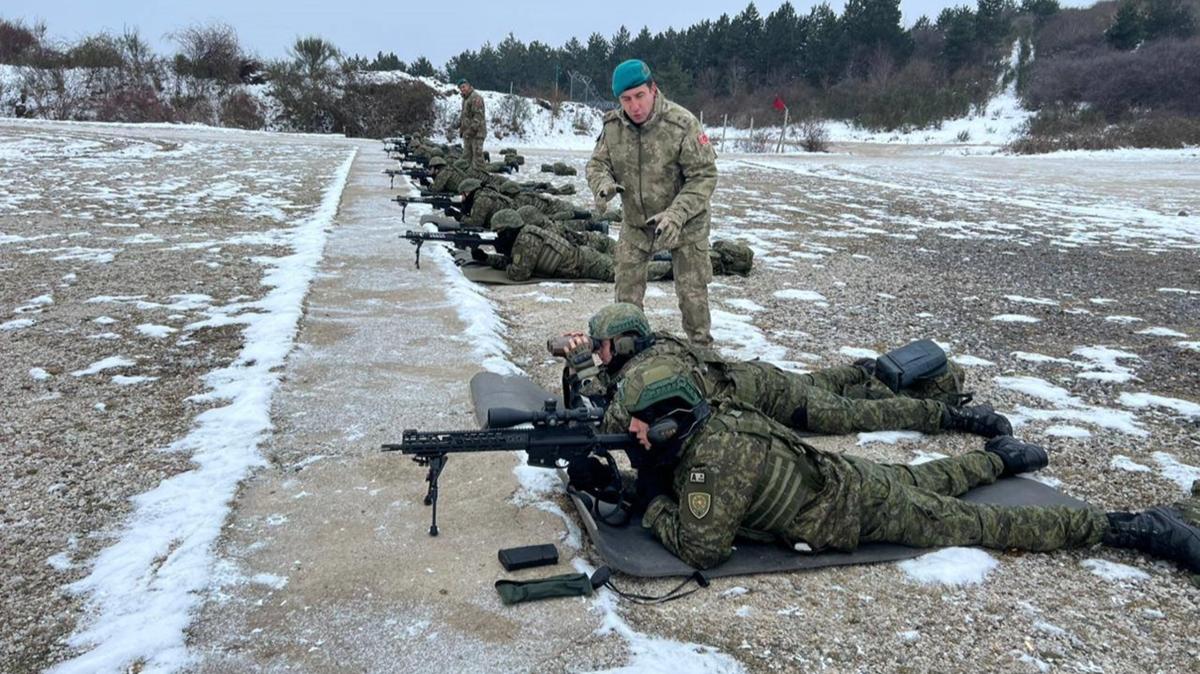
[416,453,448,536]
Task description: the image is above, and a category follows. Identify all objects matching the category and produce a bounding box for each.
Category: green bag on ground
[495,573,595,605]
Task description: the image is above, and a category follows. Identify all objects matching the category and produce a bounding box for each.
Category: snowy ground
[3,120,1199,673]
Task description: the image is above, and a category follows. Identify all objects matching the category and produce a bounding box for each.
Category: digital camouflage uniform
[488,225,615,282]
[637,400,1110,570]
[462,186,514,229]
[517,206,616,255]
[600,334,965,437]
[652,239,754,279]
[460,89,487,167]
[586,93,719,344]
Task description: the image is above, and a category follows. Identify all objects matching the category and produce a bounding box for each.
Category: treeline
[443,0,1035,129]
[0,19,438,137]
[440,0,1199,143]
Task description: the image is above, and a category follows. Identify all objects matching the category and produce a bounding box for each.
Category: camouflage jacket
[463,188,513,229]
[599,333,729,433]
[586,94,718,245]
[460,90,487,140]
[641,402,862,570]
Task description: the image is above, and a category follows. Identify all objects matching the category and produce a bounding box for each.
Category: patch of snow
[1136,327,1187,338]
[1,318,35,330]
[70,356,136,376]
[1151,452,1200,492]
[723,298,765,313]
[1178,341,1200,352]
[575,559,744,674]
[711,309,788,363]
[1110,455,1151,473]
[990,314,1040,323]
[30,367,52,381]
[838,346,879,359]
[1004,295,1058,306]
[774,289,827,303]
[1104,315,1143,324]
[1044,425,1091,439]
[1080,559,1150,582]
[1120,392,1200,419]
[111,375,158,386]
[136,324,179,338]
[951,354,994,367]
[898,548,998,586]
[720,587,750,599]
[857,431,924,446]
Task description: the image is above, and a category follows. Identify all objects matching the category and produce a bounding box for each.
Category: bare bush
[334,77,436,138]
[266,61,338,133]
[0,18,42,64]
[572,108,593,135]
[1009,105,1200,152]
[95,85,173,123]
[1025,37,1200,118]
[735,129,773,153]
[219,90,266,129]
[171,22,243,83]
[1034,1,1120,56]
[67,33,125,69]
[797,118,830,152]
[19,65,88,120]
[493,93,533,137]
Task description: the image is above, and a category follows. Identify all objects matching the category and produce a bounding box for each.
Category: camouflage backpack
[711,240,754,277]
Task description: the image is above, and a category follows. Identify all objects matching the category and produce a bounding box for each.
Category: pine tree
[1105,1,1145,51]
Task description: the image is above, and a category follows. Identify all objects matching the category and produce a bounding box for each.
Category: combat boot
[984,436,1048,476]
[940,404,1013,438]
[1103,508,1200,573]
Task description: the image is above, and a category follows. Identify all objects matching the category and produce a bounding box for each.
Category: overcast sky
[7,0,1095,66]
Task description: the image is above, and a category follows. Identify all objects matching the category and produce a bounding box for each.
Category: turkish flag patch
[698,132,710,146]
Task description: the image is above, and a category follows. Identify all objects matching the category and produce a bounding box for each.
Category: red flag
[772,95,786,112]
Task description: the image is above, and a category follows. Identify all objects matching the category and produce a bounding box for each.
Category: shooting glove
[471,247,489,262]
[647,210,683,251]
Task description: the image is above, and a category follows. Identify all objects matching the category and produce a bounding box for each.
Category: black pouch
[495,567,610,606]
[875,339,948,393]
[498,544,558,571]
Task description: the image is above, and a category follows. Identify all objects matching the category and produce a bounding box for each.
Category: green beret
[455,77,469,86]
[612,59,652,98]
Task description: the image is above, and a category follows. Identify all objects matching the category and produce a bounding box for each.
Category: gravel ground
[497,148,1200,673]
[0,121,351,672]
[3,124,1199,673]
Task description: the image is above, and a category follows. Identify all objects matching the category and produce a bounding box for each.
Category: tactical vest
[701,407,824,540]
[518,226,580,277]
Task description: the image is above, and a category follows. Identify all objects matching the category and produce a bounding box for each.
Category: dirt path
[187,144,629,673]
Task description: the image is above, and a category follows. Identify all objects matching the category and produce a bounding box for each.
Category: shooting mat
[452,251,609,285]
[470,372,1092,579]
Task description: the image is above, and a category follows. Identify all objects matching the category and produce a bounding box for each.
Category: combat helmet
[491,209,524,232]
[429,156,448,169]
[498,181,522,197]
[452,158,471,170]
[458,178,483,194]
[588,303,655,366]
[614,355,711,449]
[516,205,548,227]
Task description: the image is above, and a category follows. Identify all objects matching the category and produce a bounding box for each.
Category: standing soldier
[457,78,487,168]
[587,59,718,345]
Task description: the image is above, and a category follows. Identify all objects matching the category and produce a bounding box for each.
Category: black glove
[567,456,610,492]
[471,247,488,262]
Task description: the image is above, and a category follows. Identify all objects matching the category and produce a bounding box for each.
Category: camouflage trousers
[616,224,712,345]
[847,453,1108,551]
[722,362,946,434]
[577,246,615,282]
[463,135,485,168]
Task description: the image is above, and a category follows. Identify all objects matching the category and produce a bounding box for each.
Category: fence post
[749,117,754,152]
[776,107,789,153]
[721,113,728,148]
